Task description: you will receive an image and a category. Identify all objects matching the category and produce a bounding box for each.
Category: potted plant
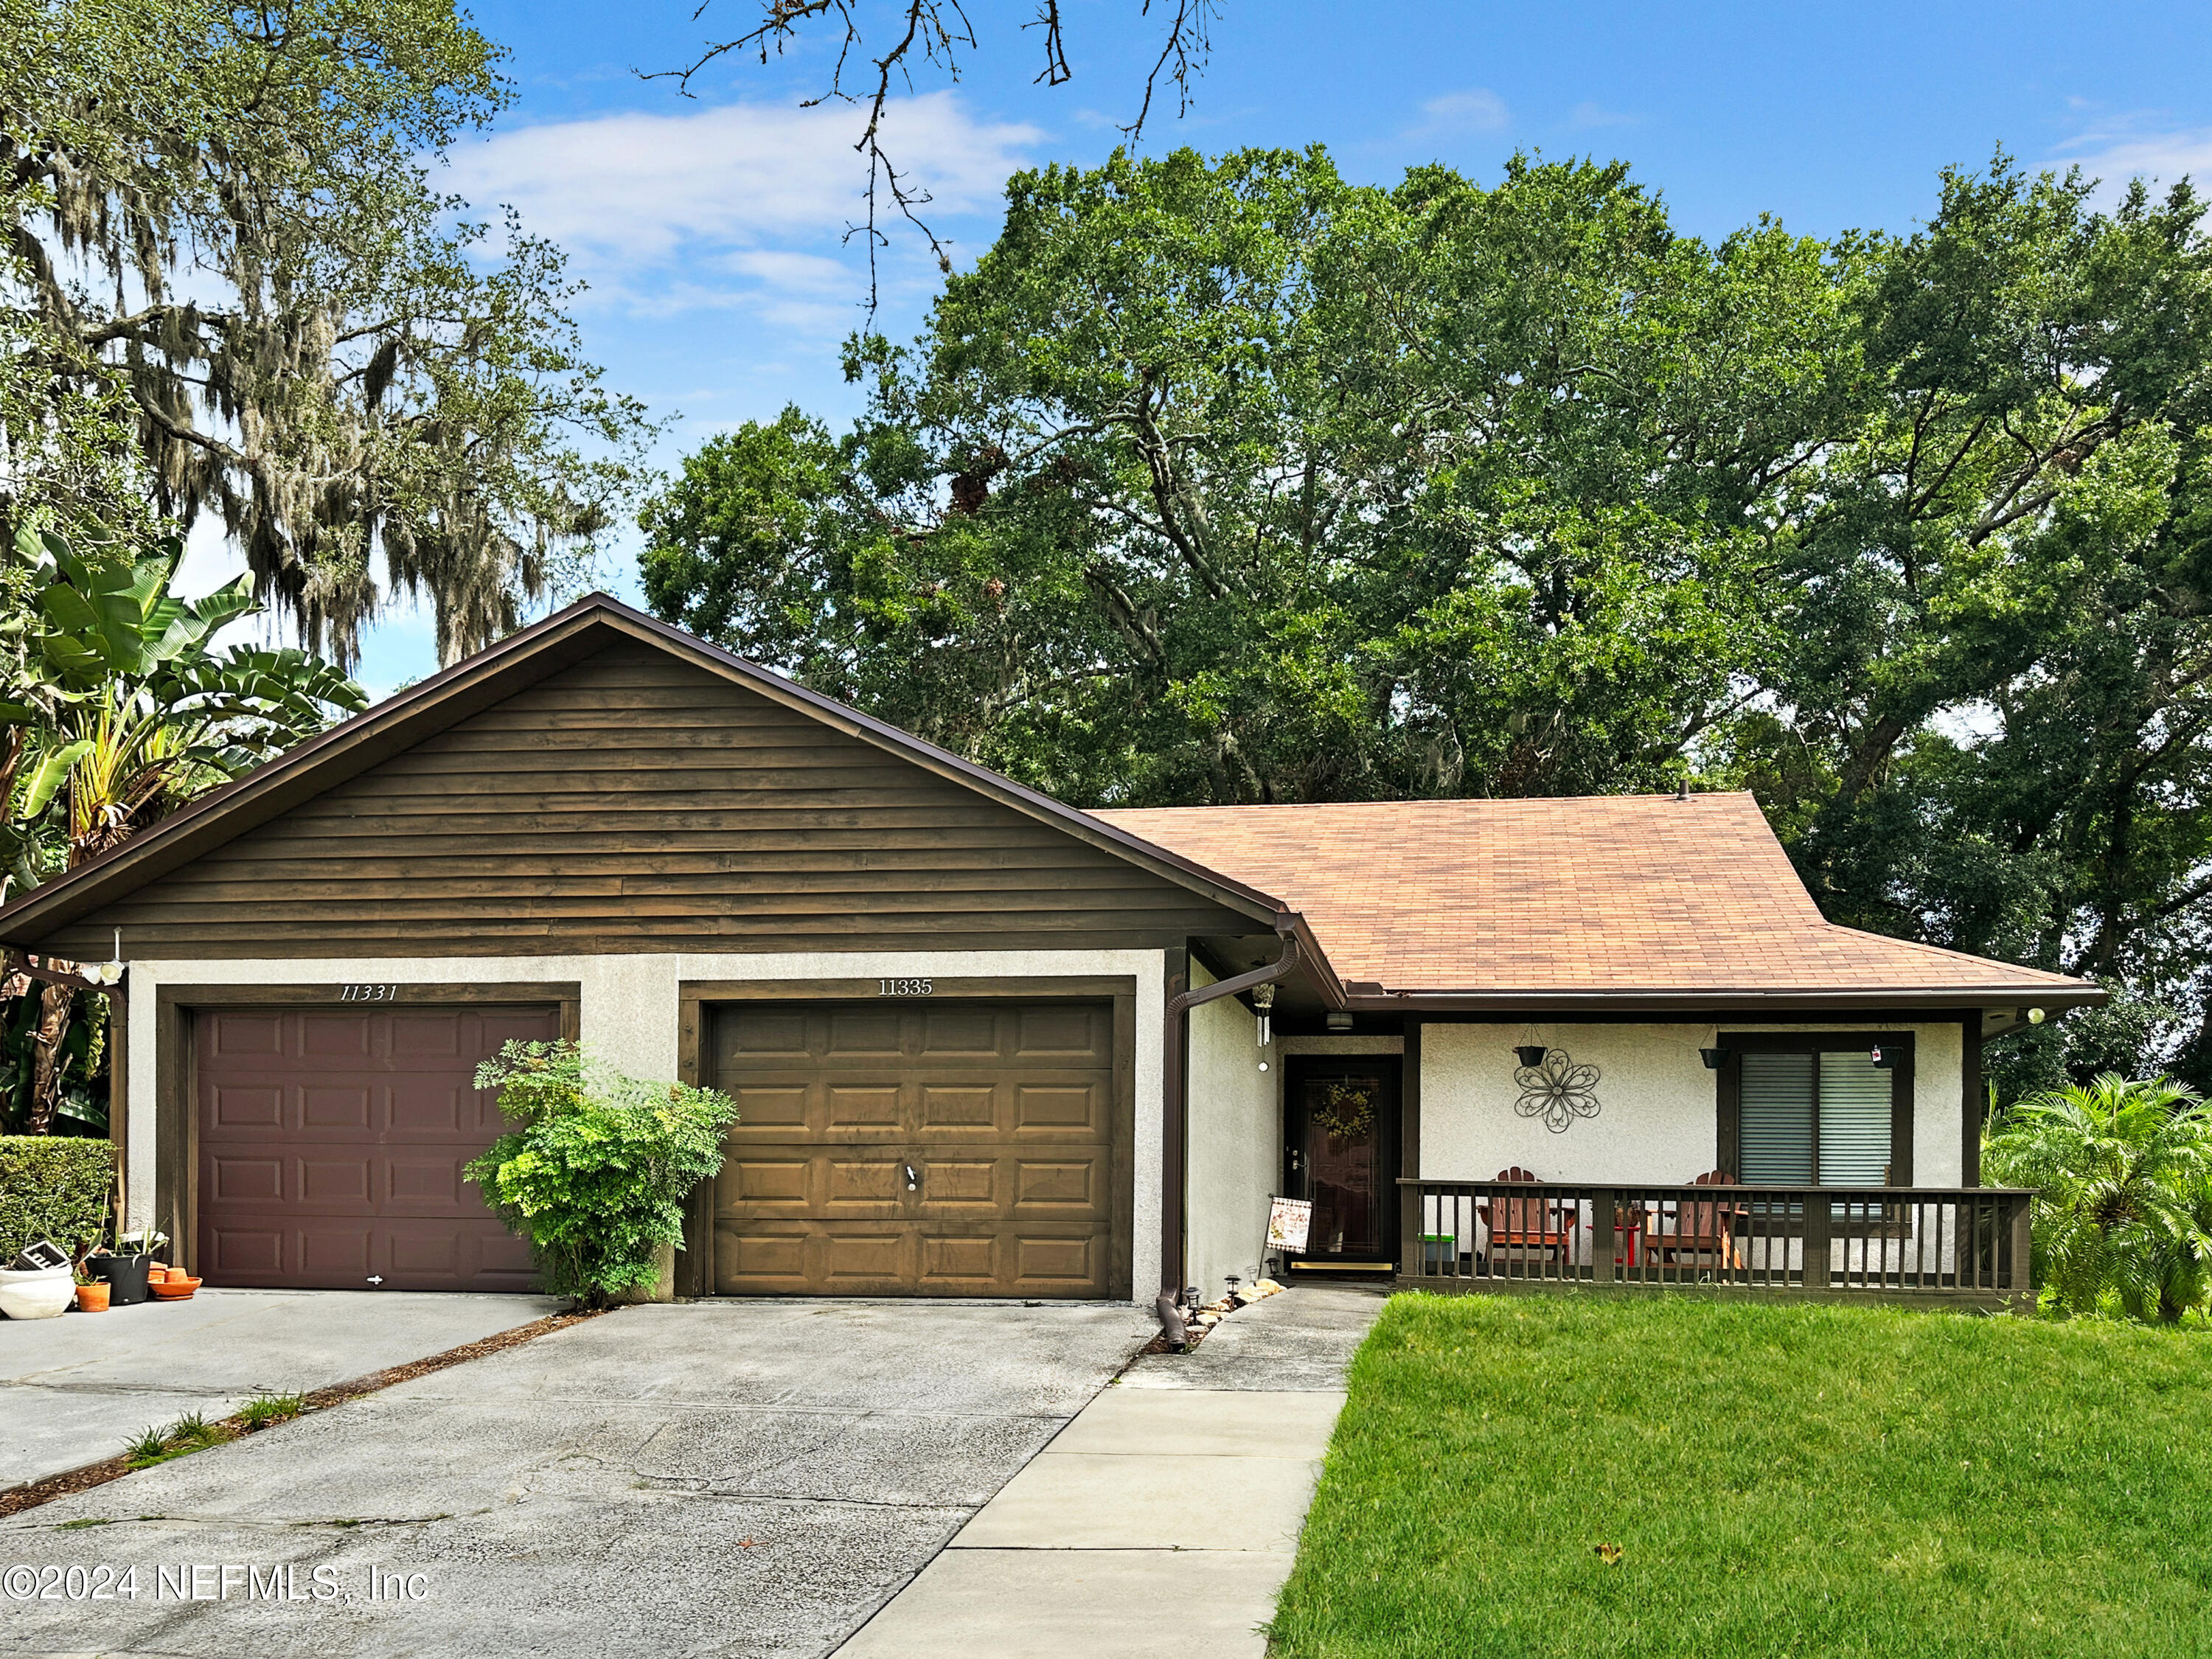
[86,1229,167,1307]
[72,1265,111,1312]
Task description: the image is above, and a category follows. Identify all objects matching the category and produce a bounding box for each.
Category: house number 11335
[878,978,933,997]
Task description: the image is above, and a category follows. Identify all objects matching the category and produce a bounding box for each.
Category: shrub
[1983,1072,2212,1321]
[465,1040,737,1309]
[0,1134,113,1261]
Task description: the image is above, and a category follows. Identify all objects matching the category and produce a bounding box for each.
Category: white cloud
[2053,123,2212,203]
[1568,101,1636,131]
[440,91,1042,293]
[1405,88,1509,141]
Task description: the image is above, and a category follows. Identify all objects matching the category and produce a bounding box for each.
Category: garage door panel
[209,1155,284,1204]
[195,1003,557,1291]
[826,1083,902,1128]
[209,1014,284,1058]
[302,1085,371,1128]
[301,1015,372,1058]
[825,1010,902,1055]
[711,998,1118,1298]
[729,1084,810,1130]
[211,1084,282,1130]
[826,1155,906,1209]
[822,1229,908,1285]
[389,1080,467,1133]
[917,1007,998,1056]
[919,1084,995,1128]
[206,1226,285,1276]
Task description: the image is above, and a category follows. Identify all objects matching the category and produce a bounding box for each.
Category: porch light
[1325,1011,1354,1033]
[1700,1046,1728,1070]
[91,929,124,987]
[1514,1044,1548,1068]
[2026,1006,2047,1025]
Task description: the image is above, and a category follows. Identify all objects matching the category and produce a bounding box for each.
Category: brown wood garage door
[195,1004,559,1290]
[709,1000,1124,1297]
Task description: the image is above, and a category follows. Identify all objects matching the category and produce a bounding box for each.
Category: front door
[1283,1057,1400,1270]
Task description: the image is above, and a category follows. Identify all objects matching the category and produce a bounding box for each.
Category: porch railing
[1396,1178,2034,1305]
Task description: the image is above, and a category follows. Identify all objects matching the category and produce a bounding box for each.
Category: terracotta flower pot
[150,1276,201,1301]
[73,1281,111,1312]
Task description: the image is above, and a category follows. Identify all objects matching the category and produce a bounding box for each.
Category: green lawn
[1268,1294,2212,1659]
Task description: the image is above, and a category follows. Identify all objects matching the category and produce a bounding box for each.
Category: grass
[238,1391,307,1430]
[1267,1294,2212,1659]
[122,1411,237,1470]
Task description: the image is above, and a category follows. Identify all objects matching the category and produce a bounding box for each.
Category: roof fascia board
[1353,986,2105,1014]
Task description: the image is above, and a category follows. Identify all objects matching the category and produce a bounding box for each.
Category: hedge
[0,1135,114,1262]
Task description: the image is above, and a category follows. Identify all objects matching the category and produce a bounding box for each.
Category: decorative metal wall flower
[1514,1048,1601,1134]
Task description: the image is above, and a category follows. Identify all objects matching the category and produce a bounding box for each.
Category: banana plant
[0,525,367,1132]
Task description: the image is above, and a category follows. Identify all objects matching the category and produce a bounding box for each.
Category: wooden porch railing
[1396,1178,2035,1307]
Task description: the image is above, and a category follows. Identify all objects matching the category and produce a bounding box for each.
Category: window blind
[1817,1051,1893,1185]
[1739,1051,1815,1183]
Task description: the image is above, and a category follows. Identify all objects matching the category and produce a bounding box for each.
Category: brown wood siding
[41,641,1262,959]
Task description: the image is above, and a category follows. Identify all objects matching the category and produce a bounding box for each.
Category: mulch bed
[0,1306,605,1520]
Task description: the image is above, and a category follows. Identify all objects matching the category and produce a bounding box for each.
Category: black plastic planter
[86,1253,151,1306]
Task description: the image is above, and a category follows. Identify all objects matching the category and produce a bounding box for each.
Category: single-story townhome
[0,596,2098,1318]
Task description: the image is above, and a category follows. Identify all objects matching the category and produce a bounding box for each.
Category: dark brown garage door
[195,1004,560,1290]
[709,1000,1123,1298]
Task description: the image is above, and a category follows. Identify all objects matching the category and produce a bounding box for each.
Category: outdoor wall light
[1326,1010,1354,1033]
[90,929,124,987]
[1514,1044,1548,1068]
[2026,1006,2048,1025]
[1700,1046,1728,1070]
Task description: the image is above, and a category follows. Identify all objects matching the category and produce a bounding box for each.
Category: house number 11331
[339,984,397,1002]
[878,978,933,997]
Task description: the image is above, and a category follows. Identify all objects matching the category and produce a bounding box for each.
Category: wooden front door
[1284,1057,1400,1267]
[194,1004,559,1290]
[708,1000,1120,1297]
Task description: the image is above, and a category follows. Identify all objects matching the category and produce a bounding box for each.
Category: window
[1721,1035,1912,1188]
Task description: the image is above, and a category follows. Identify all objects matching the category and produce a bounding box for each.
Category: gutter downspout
[1155,922,1304,1348]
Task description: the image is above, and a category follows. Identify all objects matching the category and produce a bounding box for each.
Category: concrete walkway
[0,1287,560,1489]
[835,1287,1388,1659]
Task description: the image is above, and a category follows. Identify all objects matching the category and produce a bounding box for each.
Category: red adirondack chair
[1649,1170,1746,1270]
[1478,1167,1579,1265]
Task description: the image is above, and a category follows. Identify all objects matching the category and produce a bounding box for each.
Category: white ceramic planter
[0,1264,75,1320]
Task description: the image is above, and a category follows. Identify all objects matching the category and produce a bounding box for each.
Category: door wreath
[1314,1080,1377,1142]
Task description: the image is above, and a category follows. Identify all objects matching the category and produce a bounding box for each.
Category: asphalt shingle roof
[1093,792,2087,998]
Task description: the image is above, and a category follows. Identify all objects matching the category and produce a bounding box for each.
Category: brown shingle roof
[1093,793,2090,999]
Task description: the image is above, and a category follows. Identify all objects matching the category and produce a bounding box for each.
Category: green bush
[465,1040,737,1308]
[0,1134,114,1261]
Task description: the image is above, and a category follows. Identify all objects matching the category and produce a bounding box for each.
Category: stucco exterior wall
[1419,1020,1967,1187]
[1183,960,1281,1301]
[125,947,1169,1301]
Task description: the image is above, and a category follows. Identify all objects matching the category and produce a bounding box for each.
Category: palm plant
[1983,1073,2212,1323]
[0,526,365,1131]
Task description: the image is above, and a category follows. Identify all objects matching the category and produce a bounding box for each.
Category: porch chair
[1648,1171,1746,1272]
[1477,1167,1579,1269]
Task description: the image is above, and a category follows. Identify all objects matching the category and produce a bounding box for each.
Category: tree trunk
[25,979,74,1135]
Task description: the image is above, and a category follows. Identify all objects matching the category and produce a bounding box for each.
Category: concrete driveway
[1,1288,562,1489]
[0,1299,1154,1659]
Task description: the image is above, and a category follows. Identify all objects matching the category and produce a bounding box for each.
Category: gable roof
[0,594,1293,950]
[1096,795,2099,1011]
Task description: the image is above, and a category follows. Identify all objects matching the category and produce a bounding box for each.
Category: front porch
[1395,1177,2034,1307]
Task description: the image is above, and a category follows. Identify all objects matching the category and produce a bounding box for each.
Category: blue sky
[187,1,2212,695]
